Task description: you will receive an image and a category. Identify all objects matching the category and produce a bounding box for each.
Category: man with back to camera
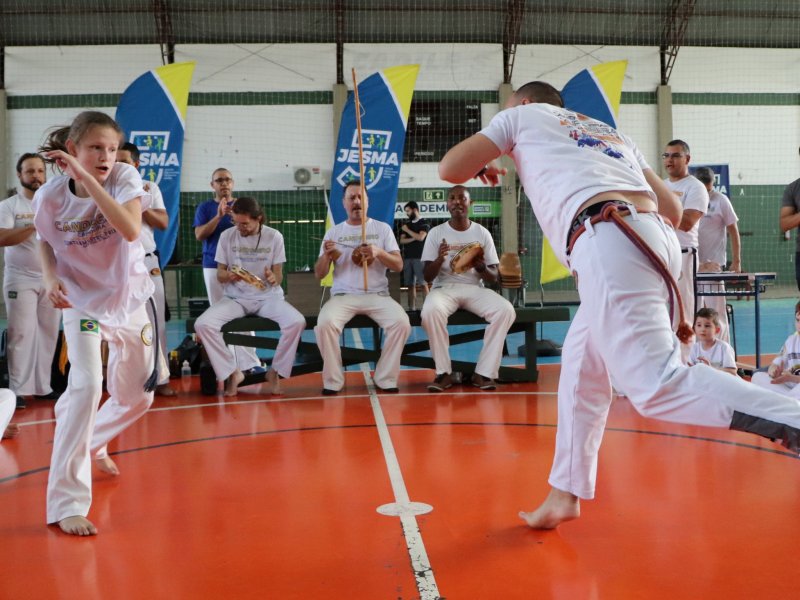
[398,200,430,311]
[0,153,62,409]
[439,80,800,530]
[663,140,709,360]
[694,166,741,343]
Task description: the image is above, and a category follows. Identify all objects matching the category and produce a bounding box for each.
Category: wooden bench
[187,306,570,386]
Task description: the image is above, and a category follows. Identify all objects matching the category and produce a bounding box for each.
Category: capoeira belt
[566,201,694,344]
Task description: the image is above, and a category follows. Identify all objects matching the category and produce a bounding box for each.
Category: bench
[186,306,570,386]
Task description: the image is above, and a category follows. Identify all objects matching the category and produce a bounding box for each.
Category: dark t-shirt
[400,218,430,259]
[193,199,233,268]
[781,178,800,252]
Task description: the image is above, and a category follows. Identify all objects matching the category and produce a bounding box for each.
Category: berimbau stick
[352,68,369,291]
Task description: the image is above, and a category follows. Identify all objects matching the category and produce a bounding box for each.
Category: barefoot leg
[224,370,245,397]
[58,515,98,536]
[94,455,120,476]
[519,487,581,529]
[266,368,282,396]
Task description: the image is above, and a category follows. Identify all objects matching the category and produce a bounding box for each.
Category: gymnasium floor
[1,298,798,598]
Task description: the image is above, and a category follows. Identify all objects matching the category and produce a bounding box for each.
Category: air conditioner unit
[293,165,324,188]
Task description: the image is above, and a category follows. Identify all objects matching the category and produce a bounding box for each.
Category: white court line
[352,329,441,600]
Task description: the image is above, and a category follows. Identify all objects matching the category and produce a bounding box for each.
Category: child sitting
[751,300,800,398]
[688,308,737,375]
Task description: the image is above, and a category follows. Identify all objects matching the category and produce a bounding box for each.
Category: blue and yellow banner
[329,65,419,226]
[115,61,195,267]
[540,60,628,284]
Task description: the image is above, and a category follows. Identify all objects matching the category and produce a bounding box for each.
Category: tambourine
[351,244,376,267]
[449,242,484,274]
[230,265,267,290]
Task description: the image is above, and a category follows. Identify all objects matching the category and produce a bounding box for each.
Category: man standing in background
[663,140,709,359]
[779,148,800,290]
[398,201,429,311]
[694,166,741,343]
[0,153,62,409]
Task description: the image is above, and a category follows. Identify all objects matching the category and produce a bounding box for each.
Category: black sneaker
[471,373,497,390]
[322,388,339,396]
[427,373,453,393]
[15,396,26,410]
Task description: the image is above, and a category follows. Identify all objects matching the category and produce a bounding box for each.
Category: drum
[449,242,484,274]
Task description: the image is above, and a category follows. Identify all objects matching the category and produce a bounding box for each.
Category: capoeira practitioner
[0,153,62,407]
[694,166,741,343]
[193,168,262,374]
[117,142,175,396]
[421,185,515,392]
[750,301,800,399]
[662,140,709,360]
[1,389,20,440]
[439,81,800,529]
[35,111,157,536]
[194,197,305,396]
[313,180,411,395]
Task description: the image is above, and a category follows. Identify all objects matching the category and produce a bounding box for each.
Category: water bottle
[169,351,180,379]
[181,360,192,378]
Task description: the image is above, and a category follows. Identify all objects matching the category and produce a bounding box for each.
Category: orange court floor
[1,362,798,599]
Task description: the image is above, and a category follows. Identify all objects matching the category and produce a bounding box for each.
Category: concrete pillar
[656,85,674,177]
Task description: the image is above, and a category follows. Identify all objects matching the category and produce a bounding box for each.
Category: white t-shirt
[772,331,800,375]
[480,103,654,267]
[665,175,708,249]
[320,219,400,295]
[32,162,154,326]
[697,190,738,265]
[215,224,286,301]
[421,221,499,287]
[0,189,43,289]
[140,180,166,254]
[688,339,736,369]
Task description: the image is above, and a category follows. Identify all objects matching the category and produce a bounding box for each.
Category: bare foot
[2,424,20,439]
[155,383,177,397]
[95,455,120,476]
[266,368,282,395]
[58,515,98,536]
[519,488,581,529]
[224,370,245,397]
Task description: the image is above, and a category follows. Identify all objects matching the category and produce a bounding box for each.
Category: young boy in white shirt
[751,301,800,398]
[688,308,737,375]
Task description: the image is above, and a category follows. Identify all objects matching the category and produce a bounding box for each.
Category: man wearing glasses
[663,140,709,361]
[193,168,262,374]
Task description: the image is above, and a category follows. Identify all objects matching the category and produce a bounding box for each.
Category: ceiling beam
[152,0,175,65]
[502,0,526,84]
[660,0,697,85]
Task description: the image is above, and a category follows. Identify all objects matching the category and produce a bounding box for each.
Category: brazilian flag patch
[80,319,99,334]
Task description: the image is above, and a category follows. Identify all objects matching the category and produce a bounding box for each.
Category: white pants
[144,253,170,385]
[315,294,411,391]
[195,296,305,380]
[421,284,515,379]
[698,282,730,343]
[751,371,800,399]
[553,212,800,500]
[677,250,697,361]
[3,284,61,396]
[46,305,154,524]
[0,388,14,435]
[203,267,261,371]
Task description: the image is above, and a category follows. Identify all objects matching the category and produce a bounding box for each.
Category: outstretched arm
[439,133,505,185]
